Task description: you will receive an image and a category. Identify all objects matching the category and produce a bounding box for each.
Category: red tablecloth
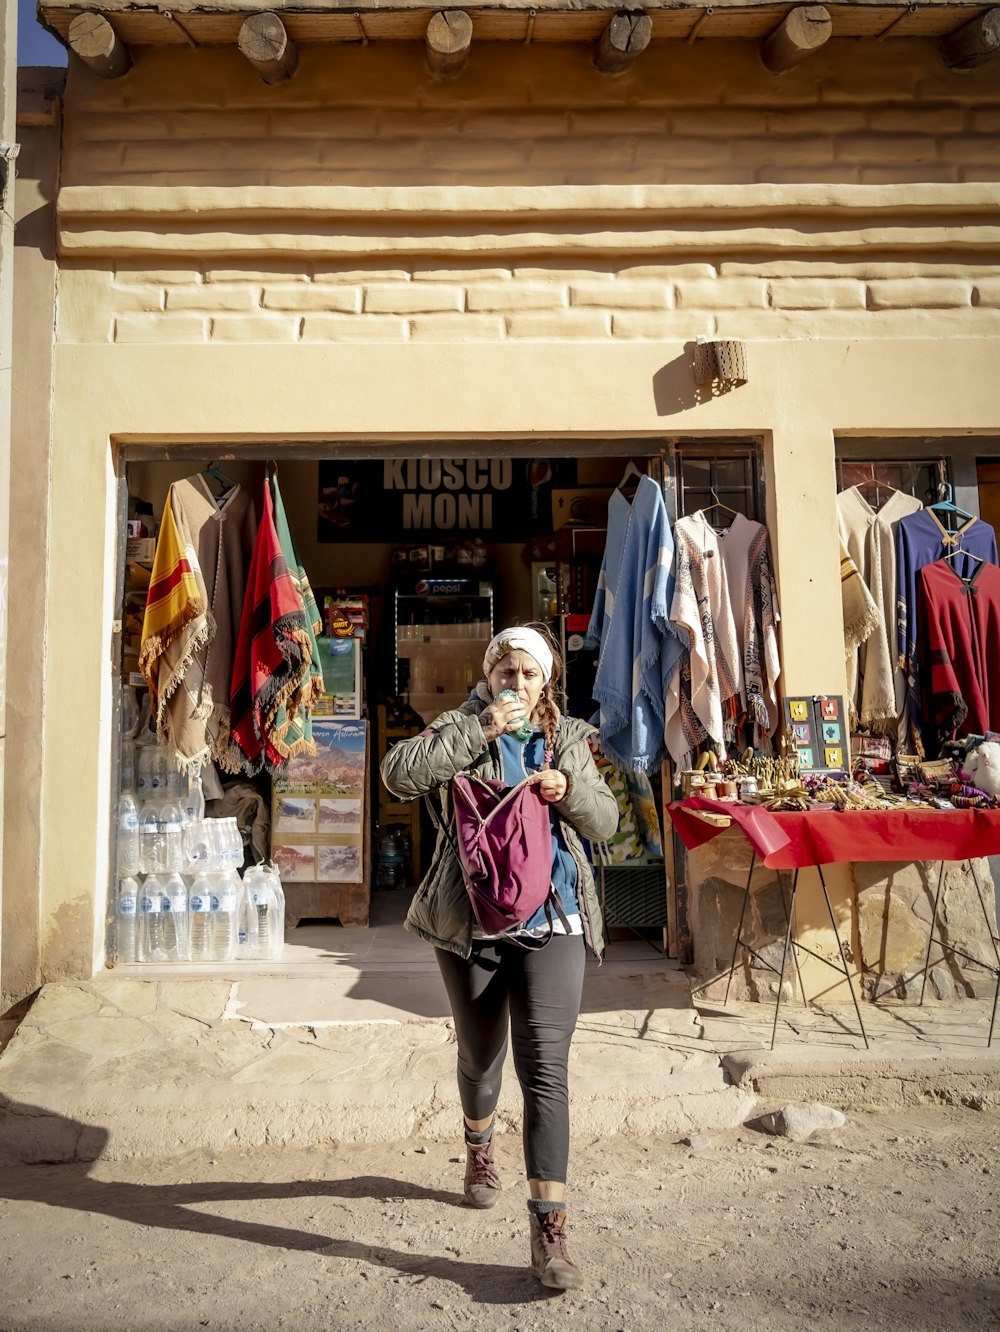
[666,797,1000,870]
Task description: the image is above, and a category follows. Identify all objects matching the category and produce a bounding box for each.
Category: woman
[380,624,619,1291]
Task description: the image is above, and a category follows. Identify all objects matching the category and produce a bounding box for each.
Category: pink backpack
[443,773,555,936]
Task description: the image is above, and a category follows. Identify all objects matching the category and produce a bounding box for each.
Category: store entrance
[114,443,678,974]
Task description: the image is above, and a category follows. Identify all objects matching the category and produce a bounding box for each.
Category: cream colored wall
[36,38,1000,982]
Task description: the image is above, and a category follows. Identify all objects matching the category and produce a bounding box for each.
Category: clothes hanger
[698,487,739,531]
[942,544,985,572]
[201,461,237,492]
[616,460,645,496]
[926,480,973,533]
[854,465,898,508]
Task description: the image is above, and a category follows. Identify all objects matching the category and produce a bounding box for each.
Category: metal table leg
[816,864,869,1050]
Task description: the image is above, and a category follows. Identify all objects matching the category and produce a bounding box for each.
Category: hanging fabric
[836,485,921,733]
[229,476,321,775]
[587,475,684,772]
[715,512,782,746]
[895,507,998,742]
[917,558,1000,748]
[139,474,257,773]
[664,513,741,767]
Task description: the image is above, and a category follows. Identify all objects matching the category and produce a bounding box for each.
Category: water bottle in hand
[495,689,533,743]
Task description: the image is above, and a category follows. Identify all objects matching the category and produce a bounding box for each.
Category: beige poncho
[837,485,921,732]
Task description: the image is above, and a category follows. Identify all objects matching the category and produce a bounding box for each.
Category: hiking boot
[463,1137,502,1209]
[529,1207,584,1290]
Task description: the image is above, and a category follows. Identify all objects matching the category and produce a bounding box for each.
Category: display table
[667,798,1000,1048]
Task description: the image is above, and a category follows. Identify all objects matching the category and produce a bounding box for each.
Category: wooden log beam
[760,5,832,73]
[940,8,1000,69]
[238,12,299,85]
[67,13,131,80]
[426,11,473,81]
[594,12,652,75]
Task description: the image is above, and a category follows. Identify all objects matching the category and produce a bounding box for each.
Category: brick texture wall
[57,40,1000,344]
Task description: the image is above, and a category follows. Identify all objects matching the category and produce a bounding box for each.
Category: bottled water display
[115,741,287,967]
[116,877,139,963]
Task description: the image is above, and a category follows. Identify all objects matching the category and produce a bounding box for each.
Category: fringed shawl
[719,513,782,745]
[840,539,880,658]
[664,514,740,767]
[837,486,921,733]
[139,484,213,772]
[268,476,325,758]
[229,478,318,776]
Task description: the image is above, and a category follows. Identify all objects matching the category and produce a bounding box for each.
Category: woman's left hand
[534,769,568,803]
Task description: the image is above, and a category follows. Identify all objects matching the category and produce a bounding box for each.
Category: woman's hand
[534,769,569,803]
[480,693,529,743]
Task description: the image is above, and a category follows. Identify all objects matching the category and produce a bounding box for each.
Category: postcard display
[271,719,371,928]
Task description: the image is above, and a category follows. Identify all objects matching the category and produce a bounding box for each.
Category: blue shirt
[478,728,581,937]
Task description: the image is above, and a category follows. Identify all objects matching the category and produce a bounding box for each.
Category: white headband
[483,627,554,685]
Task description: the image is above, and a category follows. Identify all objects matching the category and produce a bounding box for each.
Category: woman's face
[487,649,545,719]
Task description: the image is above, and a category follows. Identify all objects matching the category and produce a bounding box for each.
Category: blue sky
[19,0,68,65]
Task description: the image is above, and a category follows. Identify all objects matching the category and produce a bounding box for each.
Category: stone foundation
[687,829,999,1005]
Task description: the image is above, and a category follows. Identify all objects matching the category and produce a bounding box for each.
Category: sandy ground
[0,1104,998,1332]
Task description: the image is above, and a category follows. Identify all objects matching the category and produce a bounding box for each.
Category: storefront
[6,1,1000,1013]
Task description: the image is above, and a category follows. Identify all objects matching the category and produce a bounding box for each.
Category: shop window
[837,458,944,503]
[674,445,763,522]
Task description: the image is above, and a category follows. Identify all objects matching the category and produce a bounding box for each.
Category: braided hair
[521,621,563,761]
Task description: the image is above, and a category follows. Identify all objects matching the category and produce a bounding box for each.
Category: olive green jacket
[379,697,620,959]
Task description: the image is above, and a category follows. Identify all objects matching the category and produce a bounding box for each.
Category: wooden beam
[760,5,832,73]
[940,8,1000,70]
[238,12,299,85]
[594,12,652,75]
[67,13,131,80]
[426,11,473,81]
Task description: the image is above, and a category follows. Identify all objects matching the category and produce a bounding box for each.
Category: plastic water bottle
[163,872,190,961]
[213,871,240,962]
[139,798,164,874]
[121,740,137,788]
[117,792,141,877]
[237,874,260,960]
[188,873,217,962]
[159,799,185,874]
[376,829,404,888]
[260,862,285,960]
[184,819,212,875]
[181,768,205,827]
[122,684,139,738]
[137,745,169,802]
[138,874,178,962]
[116,876,139,963]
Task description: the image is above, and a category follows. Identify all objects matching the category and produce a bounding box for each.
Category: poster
[271,721,367,883]
[318,457,574,543]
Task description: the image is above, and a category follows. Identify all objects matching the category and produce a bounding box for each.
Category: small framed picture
[820,699,840,720]
[799,748,814,768]
[793,723,812,744]
[822,722,841,744]
[789,700,809,721]
[825,746,844,768]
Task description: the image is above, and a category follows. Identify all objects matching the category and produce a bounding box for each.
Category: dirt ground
[0,1104,998,1332]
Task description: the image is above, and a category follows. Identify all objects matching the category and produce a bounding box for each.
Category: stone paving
[1,904,998,1164]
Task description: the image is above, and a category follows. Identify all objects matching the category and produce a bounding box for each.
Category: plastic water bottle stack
[116,746,286,966]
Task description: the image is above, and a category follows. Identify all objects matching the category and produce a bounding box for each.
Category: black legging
[435,934,586,1183]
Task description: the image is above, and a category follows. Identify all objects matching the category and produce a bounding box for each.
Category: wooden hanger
[854,465,898,509]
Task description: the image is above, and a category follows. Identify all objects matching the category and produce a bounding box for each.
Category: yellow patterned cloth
[139,487,212,767]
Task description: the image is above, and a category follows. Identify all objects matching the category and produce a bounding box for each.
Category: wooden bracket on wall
[760,5,832,73]
[67,12,132,79]
[594,12,652,74]
[940,8,1000,69]
[238,12,300,84]
[426,10,474,80]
